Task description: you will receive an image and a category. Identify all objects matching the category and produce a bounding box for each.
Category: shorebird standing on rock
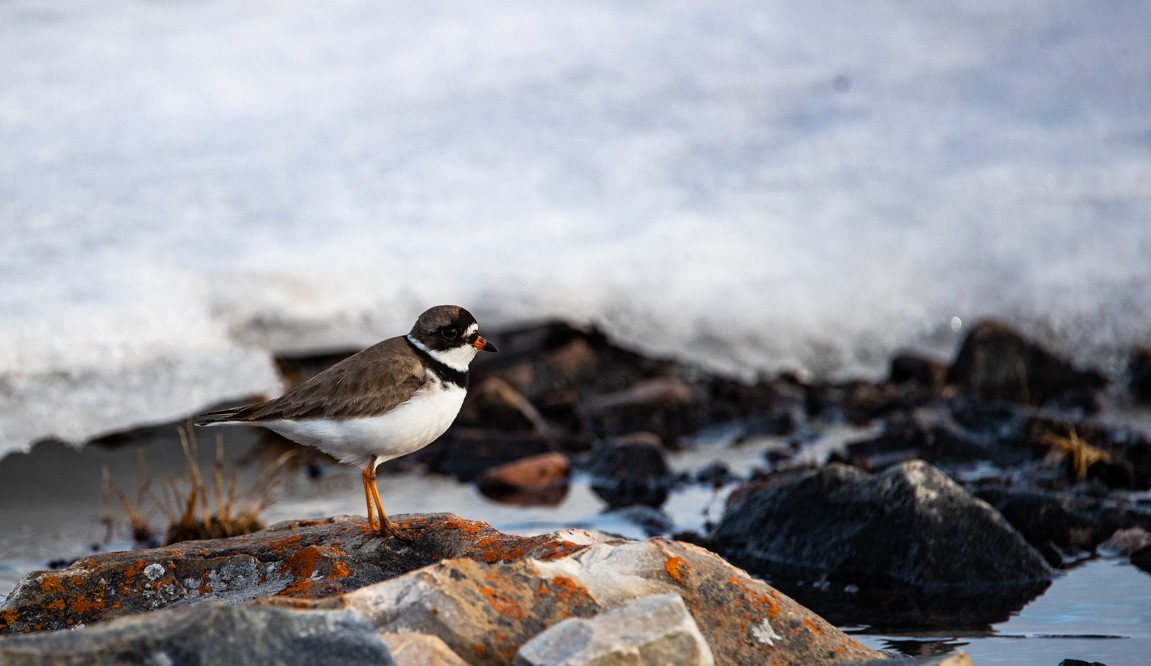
[195,305,498,538]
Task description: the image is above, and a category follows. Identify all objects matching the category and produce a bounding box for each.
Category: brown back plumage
[195,336,426,423]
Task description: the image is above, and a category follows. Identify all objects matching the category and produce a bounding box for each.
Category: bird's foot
[378,518,415,542]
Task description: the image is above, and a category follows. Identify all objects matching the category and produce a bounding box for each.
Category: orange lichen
[69,595,106,615]
[280,545,324,579]
[280,579,315,595]
[472,643,488,658]
[533,575,595,610]
[46,599,66,612]
[664,556,689,584]
[724,575,782,621]
[68,576,84,586]
[268,535,303,555]
[0,609,19,628]
[479,585,525,621]
[330,561,351,579]
[38,576,64,594]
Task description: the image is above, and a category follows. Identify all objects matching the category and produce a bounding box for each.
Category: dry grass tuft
[102,422,294,546]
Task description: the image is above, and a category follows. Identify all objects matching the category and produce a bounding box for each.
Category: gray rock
[0,602,393,666]
[515,593,714,666]
[714,460,1053,587]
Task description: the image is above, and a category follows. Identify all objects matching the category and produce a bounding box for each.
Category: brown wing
[195,336,426,423]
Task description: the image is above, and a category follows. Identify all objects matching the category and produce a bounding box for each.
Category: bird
[195,305,498,538]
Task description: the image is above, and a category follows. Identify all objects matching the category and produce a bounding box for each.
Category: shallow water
[3,426,1150,664]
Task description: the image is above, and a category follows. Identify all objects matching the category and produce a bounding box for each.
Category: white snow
[2,0,1150,454]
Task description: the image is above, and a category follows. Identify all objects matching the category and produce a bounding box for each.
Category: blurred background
[2,0,1150,455]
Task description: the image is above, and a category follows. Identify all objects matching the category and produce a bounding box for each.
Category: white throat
[406,332,477,372]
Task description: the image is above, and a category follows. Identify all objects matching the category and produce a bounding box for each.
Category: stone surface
[586,433,673,509]
[2,517,884,664]
[714,460,1053,587]
[476,452,570,506]
[975,487,1151,553]
[380,632,470,666]
[280,534,883,665]
[0,603,393,666]
[947,320,1106,406]
[0,514,587,635]
[1128,347,1151,404]
[515,593,714,666]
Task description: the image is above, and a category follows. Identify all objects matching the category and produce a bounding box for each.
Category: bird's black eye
[440,326,459,340]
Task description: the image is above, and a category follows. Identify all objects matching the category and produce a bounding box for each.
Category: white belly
[264,380,466,470]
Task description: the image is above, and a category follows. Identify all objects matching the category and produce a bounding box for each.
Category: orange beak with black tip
[473,335,498,352]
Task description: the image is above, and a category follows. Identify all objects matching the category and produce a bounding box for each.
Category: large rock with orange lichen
[0,514,885,665]
[271,535,883,665]
[0,513,585,635]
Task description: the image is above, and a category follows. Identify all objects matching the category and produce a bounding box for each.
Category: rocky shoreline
[3,317,1151,663]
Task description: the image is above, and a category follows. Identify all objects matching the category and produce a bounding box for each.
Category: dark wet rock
[947,320,1106,407]
[889,352,949,388]
[1022,416,1151,490]
[1132,543,1151,575]
[515,593,714,666]
[844,407,1026,469]
[713,460,1052,590]
[457,376,552,432]
[603,505,676,537]
[946,403,1151,490]
[0,603,394,666]
[476,452,570,506]
[419,428,589,482]
[974,487,1151,555]
[584,377,708,444]
[1099,527,1151,557]
[1127,347,1151,404]
[475,322,673,405]
[1058,660,1108,666]
[0,514,586,635]
[587,433,674,509]
[691,461,738,488]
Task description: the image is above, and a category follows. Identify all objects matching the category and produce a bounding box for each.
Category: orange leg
[361,468,378,531]
[366,464,409,540]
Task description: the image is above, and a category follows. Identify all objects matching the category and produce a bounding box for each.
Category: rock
[715,460,1052,587]
[889,352,949,387]
[0,603,394,666]
[584,377,707,444]
[1132,543,1151,575]
[975,487,1151,554]
[947,320,1106,407]
[380,632,470,666]
[476,452,571,506]
[289,535,882,665]
[844,407,1026,470]
[602,505,676,537]
[419,428,588,482]
[855,653,972,666]
[457,376,552,432]
[586,433,673,509]
[0,514,587,635]
[515,593,714,666]
[476,323,672,405]
[1099,527,1151,557]
[1127,347,1151,404]
[2,516,883,665]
